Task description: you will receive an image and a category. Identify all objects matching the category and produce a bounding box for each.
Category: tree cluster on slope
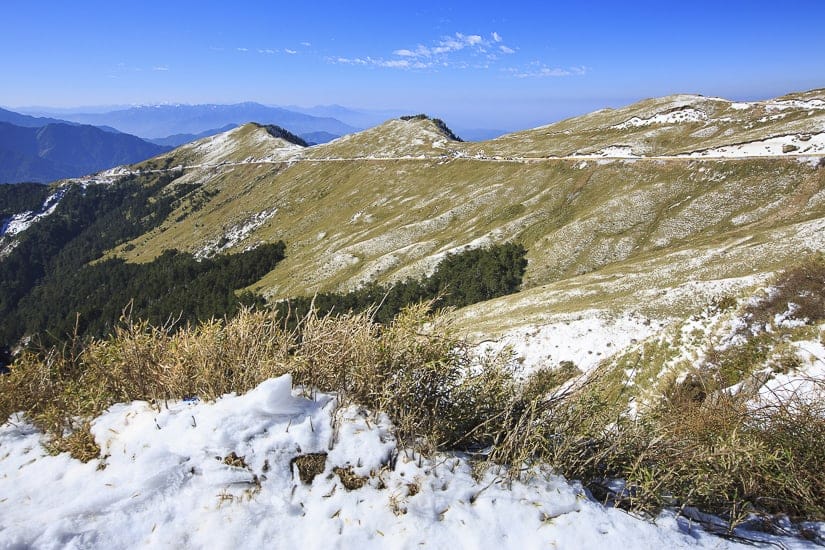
[0,173,246,345]
[278,243,527,326]
[15,243,284,342]
[0,182,51,220]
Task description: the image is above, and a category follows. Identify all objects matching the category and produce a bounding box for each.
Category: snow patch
[573,146,639,159]
[765,99,825,111]
[682,133,825,158]
[0,187,68,238]
[0,375,791,548]
[480,311,658,374]
[756,337,825,407]
[613,108,708,129]
[195,208,278,259]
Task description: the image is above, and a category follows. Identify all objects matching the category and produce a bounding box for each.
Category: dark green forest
[15,243,284,342]
[0,182,52,219]
[1,173,187,342]
[277,243,528,326]
[0,174,284,345]
[1,172,527,348]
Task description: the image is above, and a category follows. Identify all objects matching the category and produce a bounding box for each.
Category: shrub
[744,254,825,329]
[1,303,517,458]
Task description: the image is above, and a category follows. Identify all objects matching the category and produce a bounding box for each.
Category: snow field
[0,374,776,549]
[480,311,658,375]
[684,132,825,158]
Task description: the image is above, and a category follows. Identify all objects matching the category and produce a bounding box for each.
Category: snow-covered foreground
[4,374,817,549]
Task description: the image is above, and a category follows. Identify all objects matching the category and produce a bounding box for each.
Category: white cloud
[378,59,410,68]
[237,47,248,52]
[505,64,588,78]
[331,56,431,69]
[152,66,169,71]
[300,41,312,47]
[334,57,368,65]
[285,49,297,54]
[258,49,276,55]
[395,33,498,60]
[328,31,584,75]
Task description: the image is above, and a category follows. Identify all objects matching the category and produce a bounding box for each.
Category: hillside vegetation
[84,94,822,322]
[2,90,825,543]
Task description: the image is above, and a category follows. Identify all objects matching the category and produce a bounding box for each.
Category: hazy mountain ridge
[0,107,121,133]
[0,121,169,184]
[53,102,358,140]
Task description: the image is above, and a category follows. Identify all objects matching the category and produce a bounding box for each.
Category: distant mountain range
[0,107,122,134]
[0,101,511,184]
[0,121,169,184]
[43,103,359,140]
[24,103,510,142]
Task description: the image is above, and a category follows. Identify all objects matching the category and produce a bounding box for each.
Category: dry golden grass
[0,302,516,457]
[500,364,825,528]
[1,299,823,527]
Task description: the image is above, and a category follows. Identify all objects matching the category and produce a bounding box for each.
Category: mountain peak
[303,115,464,159]
[398,114,462,141]
[165,123,305,166]
[255,123,309,147]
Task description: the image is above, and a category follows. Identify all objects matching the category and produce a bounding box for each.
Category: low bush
[486,362,825,528]
[744,254,825,329]
[1,303,517,458]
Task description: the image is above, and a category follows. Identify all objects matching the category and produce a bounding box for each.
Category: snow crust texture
[0,375,782,549]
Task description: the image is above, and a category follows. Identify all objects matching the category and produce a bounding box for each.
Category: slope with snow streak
[0,187,67,239]
[683,132,825,158]
[0,375,804,549]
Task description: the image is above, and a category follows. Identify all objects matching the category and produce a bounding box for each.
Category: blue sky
[2,0,824,129]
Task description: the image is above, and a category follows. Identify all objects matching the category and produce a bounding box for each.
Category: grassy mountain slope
[4,91,823,346]
[473,89,825,158]
[103,94,823,313]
